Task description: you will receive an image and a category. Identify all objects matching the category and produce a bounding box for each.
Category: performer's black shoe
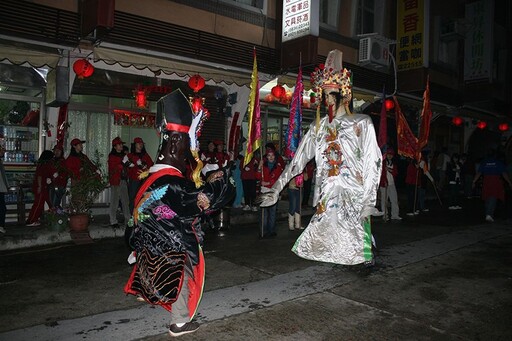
[168,322,199,337]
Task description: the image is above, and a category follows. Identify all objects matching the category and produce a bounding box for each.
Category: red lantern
[452,116,463,126]
[134,88,148,109]
[188,74,205,93]
[476,121,487,129]
[73,59,94,79]
[498,123,509,132]
[271,84,286,99]
[384,98,395,111]
[310,93,316,104]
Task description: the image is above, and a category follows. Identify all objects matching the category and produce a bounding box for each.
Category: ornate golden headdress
[310,50,353,130]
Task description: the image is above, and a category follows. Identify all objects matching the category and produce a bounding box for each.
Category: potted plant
[42,206,68,232]
[67,150,107,231]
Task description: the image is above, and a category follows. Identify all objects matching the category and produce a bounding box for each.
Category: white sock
[175,322,186,327]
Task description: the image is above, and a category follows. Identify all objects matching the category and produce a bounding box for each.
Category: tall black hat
[156,89,193,134]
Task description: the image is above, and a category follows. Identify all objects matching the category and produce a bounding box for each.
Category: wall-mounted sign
[396,0,429,71]
[464,0,493,82]
[282,0,319,43]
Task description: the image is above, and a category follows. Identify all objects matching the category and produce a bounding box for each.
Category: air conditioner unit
[358,35,392,69]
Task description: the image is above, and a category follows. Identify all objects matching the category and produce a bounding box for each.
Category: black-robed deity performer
[124,89,235,337]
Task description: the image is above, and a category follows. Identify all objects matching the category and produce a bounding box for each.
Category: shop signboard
[396,0,429,71]
[281,0,319,43]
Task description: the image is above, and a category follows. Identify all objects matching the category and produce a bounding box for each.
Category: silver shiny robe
[271,113,382,265]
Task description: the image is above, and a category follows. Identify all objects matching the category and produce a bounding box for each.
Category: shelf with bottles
[0,125,39,164]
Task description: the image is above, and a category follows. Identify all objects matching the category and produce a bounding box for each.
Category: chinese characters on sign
[464,0,493,82]
[282,0,313,42]
[396,0,427,71]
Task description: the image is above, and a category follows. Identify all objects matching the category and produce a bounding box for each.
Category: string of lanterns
[451,116,509,132]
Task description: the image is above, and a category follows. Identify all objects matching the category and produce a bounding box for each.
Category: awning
[0,44,60,68]
[93,47,254,86]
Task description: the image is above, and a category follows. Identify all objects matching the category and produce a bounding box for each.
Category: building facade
[0,0,511,217]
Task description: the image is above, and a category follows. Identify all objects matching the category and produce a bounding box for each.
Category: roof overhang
[93,45,256,87]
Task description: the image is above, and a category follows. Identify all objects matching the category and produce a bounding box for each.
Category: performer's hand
[206,170,223,183]
[197,192,210,210]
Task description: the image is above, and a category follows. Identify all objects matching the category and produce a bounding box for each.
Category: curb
[0,207,315,251]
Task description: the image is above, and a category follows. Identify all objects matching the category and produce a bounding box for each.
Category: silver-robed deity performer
[260,50,382,265]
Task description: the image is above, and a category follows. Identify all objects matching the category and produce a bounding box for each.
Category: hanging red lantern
[384,98,395,111]
[498,123,509,132]
[271,84,286,99]
[188,74,205,93]
[476,121,487,129]
[134,88,148,109]
[452,116,463,126]
[73,59,94,79]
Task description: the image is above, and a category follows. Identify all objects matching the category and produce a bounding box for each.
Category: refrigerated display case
[0,112,40,224]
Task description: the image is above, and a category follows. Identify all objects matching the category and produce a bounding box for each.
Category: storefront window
[66,110,119,174]
[0,98,42,210]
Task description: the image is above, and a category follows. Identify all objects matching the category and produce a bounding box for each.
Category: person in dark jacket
[26,150,54,226]
[127,137,154,213]
[48,144,68,209]
[447,153,462,210]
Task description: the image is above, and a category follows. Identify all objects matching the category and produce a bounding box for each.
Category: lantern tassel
[191,150,204,188]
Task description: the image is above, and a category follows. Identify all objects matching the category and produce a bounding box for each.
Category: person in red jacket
[108,137,131,228]
[378,148,401,221]
[200,141,218,166]
[127,137,154,213]
[302,159,315,207]
[215,140,229,168]
[257,149,284,238]
[241,154,260,211]
[48,144,68,209]
[26,150,54,226]
[64,138,97,183]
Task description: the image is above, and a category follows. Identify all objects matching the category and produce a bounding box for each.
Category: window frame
[352,0,385,37]
[319,0,341,31]
[219,0,267,14]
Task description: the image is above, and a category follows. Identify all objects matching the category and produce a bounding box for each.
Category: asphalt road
[0,200,511,340]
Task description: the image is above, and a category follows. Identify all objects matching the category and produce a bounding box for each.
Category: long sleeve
[360,117,382,217]
[272,122,317,194]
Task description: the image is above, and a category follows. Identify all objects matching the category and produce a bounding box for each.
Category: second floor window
[320,0,341,29]
[225,0,265,10]
[356,0,375,34]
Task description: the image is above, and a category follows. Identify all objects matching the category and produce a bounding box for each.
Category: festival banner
[395,97,419,160]
[243,49,262,167]
[284,66,303,159]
